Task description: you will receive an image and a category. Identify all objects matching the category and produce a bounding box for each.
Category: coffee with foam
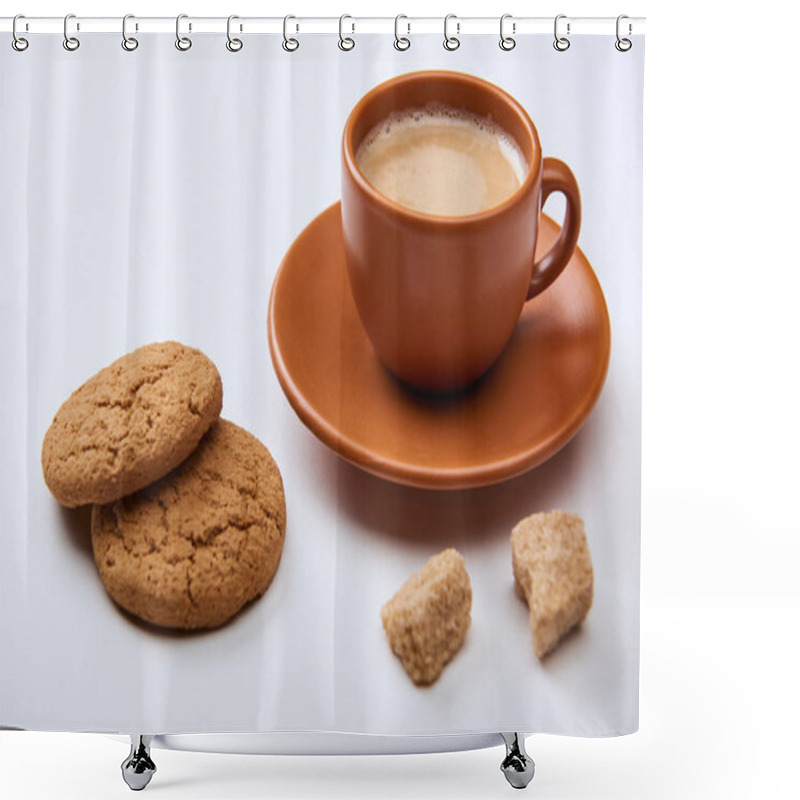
[355,105,529,217]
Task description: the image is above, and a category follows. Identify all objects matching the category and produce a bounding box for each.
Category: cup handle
[527,157,582,300]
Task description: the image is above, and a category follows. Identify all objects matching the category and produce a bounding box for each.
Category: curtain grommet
[121,14,138,51]
[499,14,516,51]
[12,14,29,51]
[63,13,80,51]
[338,14,355,51]
[394,15,410,51]
[226,15,243,52]
[615,15,632,51]
[175,14,192,51]
[553,14,570,51]
[283,15,299,52]
[443,14,460,51]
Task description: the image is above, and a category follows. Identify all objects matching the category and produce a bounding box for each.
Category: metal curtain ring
[122,14,138,51]
[12,14,29,51]
[499,14,516,51]
[553,14,570,51]
[63,13,80,51]
[338,14,355,51]
[443,14,460,51]
[615,14,632,51]
[175,14,192,50]
[394,14,410,50]
[226,15,243,51]
[283,15,299,51]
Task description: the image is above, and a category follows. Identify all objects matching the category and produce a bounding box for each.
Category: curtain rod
[1,16,646,37]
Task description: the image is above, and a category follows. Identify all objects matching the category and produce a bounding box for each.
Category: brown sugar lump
[42,341,223,507]
[380,549,472,686]
[511,511,594,659]
[91,419,286,630]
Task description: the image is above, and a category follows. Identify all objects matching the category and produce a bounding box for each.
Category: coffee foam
[355,104,529,217]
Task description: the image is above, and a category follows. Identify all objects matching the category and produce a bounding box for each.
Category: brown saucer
[268,203,610,490]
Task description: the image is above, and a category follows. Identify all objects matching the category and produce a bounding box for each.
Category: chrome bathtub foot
[121,735,156,791]
[500,732,535,789]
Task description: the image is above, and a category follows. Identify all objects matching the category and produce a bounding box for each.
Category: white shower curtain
[1,28,643,738]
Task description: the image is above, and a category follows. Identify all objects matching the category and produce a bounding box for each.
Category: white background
[1,1,798,799]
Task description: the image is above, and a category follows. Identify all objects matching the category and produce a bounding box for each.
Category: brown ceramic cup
[341,70,581,392]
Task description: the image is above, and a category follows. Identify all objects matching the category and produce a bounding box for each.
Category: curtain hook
[553,14,570,51]
[338,14,355,51]
[226,15,243,51]
[122,14,138,51]
[283,15,299,52]
[615,15,632,51]
[443,14,460,51]
[394,14,410,51]
[499,14,516,51]
[175,14,192,50]
[63,13,80,51]
[12,14,29,51]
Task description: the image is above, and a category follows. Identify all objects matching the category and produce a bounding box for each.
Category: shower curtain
[1,24,644,740]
